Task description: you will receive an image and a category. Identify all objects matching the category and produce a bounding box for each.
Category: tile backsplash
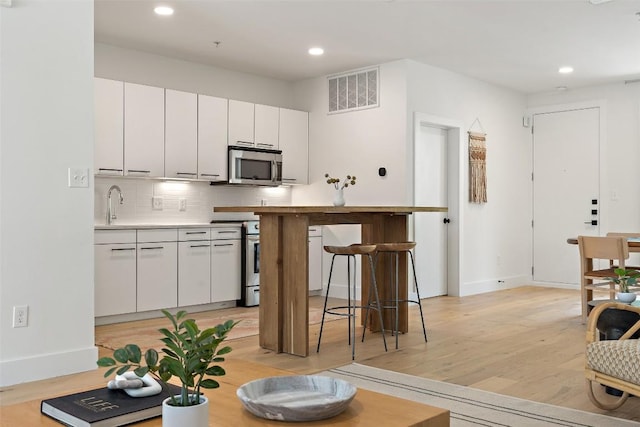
[95,177,292,225]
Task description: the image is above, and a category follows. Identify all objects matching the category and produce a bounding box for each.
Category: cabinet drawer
[137,229,178,243]
[211,227,241,240]
[308,226,322,237]
[179,228,211,241]
[95,230,136,245]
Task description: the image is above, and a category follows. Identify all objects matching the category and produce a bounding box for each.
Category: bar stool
[317,244,387,360]
[373,242,428,349]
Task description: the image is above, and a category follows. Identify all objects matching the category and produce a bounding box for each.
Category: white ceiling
[94,0,640,94]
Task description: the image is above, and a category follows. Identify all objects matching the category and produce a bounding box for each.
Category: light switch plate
[68,168,89,188]
[179,198,187,211]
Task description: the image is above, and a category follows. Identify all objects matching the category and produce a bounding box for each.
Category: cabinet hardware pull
[99,168,123,172]
[176,172,197,176]
[283,178,297,182]
[111,247,135,251]
[186,231,207,234]
[140,246,164,250]
[127,169,151,174]
[235,141,253,146]
[217,231,238,234]
[190,244,210,248]
[214,243,233,247]
[200,173,220,177]
[256,143,274,148]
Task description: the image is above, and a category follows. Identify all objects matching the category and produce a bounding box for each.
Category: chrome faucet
[106,185,124,225]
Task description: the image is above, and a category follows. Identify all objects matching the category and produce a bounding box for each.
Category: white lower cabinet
[94,230,137,317]
[308,227,323,292]
[211,227,241,303]
[136,229,178,312]
[178,228,211,306]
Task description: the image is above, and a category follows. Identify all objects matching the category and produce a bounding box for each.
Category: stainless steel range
[240,220,260,307]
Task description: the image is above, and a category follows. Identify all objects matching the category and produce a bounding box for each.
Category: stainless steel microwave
[228,146,282,186]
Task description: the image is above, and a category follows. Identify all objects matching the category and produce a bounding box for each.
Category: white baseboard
[458,275,529,297]
[0,346,98,387]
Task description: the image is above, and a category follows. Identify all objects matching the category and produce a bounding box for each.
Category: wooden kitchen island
[214,206,447,357]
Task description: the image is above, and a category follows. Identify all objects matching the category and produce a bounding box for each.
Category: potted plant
[325,173,356,206]
[608,268,639,303]
[97,309,237,427]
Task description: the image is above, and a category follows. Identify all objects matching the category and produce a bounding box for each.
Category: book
[41,382,182,427]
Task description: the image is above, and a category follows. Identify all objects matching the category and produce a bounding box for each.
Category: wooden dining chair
[578,236,629,324]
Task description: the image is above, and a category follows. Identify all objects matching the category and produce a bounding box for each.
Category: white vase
[333,188,345,207]
[616,292,637,304]
[162,394,209,427]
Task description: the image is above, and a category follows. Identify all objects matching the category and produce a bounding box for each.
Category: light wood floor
[2,286,639,422]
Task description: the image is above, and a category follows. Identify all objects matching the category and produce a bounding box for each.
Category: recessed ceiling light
[308,47,324,56]
[558,66,574,74]
[154,6,174,16]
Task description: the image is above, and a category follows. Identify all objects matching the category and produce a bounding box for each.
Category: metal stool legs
[317,245,387,360]
[376,243,428,349]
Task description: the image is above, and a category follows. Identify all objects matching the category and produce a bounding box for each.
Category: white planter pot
[616,292,637,304]
[162,394,209,427]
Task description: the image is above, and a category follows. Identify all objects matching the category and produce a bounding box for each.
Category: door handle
[584,220,598,225]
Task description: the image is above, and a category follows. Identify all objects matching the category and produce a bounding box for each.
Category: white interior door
[414,124,448,297]
[533,107,600,284]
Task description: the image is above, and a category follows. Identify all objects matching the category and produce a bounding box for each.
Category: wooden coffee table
[1,359,450,426]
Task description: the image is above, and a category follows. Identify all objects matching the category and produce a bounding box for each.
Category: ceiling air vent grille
[328,67,379,114]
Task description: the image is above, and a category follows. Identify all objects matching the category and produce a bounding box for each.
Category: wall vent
[328,67,379,114]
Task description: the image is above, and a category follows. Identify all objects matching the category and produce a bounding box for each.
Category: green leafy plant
[97,310,237,407]
[325,173,356,190]
[608,268,640,293]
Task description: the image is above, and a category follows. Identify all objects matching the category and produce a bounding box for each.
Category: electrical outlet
[179,198,187,211]
[68,168,89,188]
[13,305,28,328]
[152,196,163,210]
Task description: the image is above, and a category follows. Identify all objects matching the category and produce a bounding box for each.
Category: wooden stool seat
[324,244,377,255]
[375,242,416,252]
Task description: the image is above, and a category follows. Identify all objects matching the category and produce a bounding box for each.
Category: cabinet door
[211,239,241,302]
[178,241,211,306]
[198,95,228,181]
[228,100,254,147]
[279,108,309,185]
[137,242,178,311]
[254,104,279,150]
[94,78,124,176]
[308,235,323,292]
[124,82,165,178]
[94,243,136,316]
[165,89,197,179]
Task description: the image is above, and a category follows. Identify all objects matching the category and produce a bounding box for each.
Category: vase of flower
[333,188,345,207]
[325,173,356,207]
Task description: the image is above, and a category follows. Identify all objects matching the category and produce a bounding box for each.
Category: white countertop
[95,222,243,230]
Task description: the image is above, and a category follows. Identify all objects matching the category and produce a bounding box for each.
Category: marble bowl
[236,375,357,422]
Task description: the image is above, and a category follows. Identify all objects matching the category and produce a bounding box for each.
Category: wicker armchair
[585,302,640,409]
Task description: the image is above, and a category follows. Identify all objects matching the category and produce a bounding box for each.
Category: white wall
[406,60,532,295]
[0,0,97,386]
[527,83,640,233]
[292,60,532,297]
[96,43,296,108]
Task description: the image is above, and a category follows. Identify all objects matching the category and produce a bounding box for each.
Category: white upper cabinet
[124,82,165,178]
[254,104,279,150]
[94,78,124,176]
[198,95,228,181]
[165,89,198,179]
[228,99,254,147]
[279,108,309,185]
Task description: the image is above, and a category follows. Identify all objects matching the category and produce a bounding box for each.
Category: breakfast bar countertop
[214,205,448,214]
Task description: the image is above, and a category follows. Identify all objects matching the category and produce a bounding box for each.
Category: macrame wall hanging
[468,118,487,204]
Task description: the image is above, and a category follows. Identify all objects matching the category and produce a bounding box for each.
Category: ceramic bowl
[236,375,357,422]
